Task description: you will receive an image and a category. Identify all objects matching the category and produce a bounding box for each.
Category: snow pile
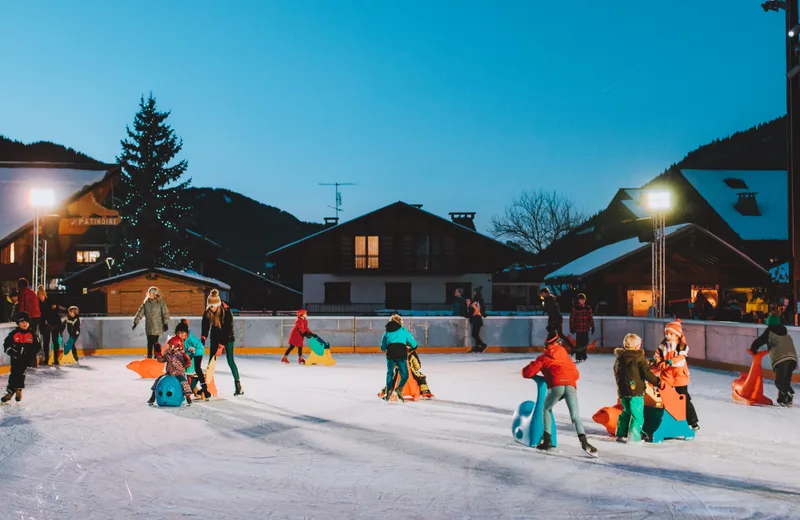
[1,354,798,519]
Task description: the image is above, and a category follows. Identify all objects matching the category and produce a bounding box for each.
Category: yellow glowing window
[76,250,101,263]
[355,236,379,269]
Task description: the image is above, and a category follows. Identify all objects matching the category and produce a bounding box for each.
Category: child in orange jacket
[521,332,598,457]
[283,309,313,364]
[653,319,699,430]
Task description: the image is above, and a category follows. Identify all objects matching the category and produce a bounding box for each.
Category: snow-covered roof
[545,224,768,280]
[93,268,231,290]
[216,258,302,295]
[0,164,113,241]
[681,169,787,241]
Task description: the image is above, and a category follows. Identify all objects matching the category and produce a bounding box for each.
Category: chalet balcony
[305,302,492,316]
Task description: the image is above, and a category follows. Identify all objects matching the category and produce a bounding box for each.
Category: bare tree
[490,189,588,254]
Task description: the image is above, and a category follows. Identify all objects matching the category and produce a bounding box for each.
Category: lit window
[0,243,14,265]
[355,236,379,269]
[76,250,101,263]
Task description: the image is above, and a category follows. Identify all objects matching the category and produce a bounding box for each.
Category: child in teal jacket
[178,320,210,400]
[380,314,417,402]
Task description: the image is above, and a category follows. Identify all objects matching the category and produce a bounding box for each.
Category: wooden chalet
[265,202,520,314]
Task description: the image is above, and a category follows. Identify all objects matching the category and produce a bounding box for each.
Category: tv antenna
[319,182,355,220]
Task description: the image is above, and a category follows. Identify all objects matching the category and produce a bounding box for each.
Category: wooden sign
[59,189,121,235]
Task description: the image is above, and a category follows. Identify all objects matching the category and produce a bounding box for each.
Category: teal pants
[616,396,645,441]
[209,341,240,381]
[542,385,585,436]
[386,358,408,395]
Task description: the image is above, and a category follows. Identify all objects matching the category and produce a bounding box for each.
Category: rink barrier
[0,317,797,381]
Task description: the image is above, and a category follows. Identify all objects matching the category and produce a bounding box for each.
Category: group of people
[2,277,82,403]
[139,287,244,404]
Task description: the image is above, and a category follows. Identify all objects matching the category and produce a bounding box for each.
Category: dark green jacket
[614,348,660,398]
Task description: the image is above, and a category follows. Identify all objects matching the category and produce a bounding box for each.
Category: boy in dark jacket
[380,314,417,402]
[614,334,662,442]
[62,306,81,362]
[2,312,41,402]
[521,332,597,456]
[541,288,574,350]
[751,314,798,407]
[569,293,594,362]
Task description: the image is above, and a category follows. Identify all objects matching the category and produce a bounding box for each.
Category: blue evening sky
[0,1,787,233]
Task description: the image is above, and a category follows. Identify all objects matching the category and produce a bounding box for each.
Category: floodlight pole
[651,212,666,318]
[31,208,47,291]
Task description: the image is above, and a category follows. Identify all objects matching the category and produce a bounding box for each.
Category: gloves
[163,323,169,332]
[590,328,595,335]
[6,346,21,360]
[201,336,206,345]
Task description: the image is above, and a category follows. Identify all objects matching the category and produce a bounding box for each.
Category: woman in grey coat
[132,286,170,359]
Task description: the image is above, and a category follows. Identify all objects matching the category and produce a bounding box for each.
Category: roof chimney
[449,212,476,231]
[734,192,761,216]
[324,217,339,227]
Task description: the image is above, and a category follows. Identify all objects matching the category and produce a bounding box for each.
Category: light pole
[29,188,55,290]
[644,191,672,318]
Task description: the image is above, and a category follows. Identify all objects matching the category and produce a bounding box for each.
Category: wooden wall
[100,274,210,317]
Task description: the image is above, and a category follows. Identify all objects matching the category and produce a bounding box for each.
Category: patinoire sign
[65,192,121,226]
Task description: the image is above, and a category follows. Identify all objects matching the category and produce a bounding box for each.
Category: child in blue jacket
[178,320,211,400]
[380,314,417,402]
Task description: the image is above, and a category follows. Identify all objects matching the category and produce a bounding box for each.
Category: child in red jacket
[282,309,313,364]
[522,332,598,456]
[148,333,193,406]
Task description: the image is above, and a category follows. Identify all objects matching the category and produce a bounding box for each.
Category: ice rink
[1,353,798,520]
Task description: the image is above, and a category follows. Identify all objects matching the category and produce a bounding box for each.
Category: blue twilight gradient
[0,1,787,232]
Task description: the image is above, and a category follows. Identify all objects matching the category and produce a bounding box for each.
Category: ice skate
[14,389,22,402]
[690,423,700,432]
[234,380,244,396]
[420,390,435,399]
[185,395,192,406]
[394,389,404,402]
[147,392,156,405]
[536,432,552,452]
[281,356,290,364]
[786,393,794,408]
[616,437,628,443]
[1,390,13,403]
[298,356,306,365]
[579,434,598,457]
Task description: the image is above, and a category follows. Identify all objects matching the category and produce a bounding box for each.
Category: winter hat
[297,309,308,318]
[147,286,159,296]
[391,314,403,327]
[68,305,79,313]
[665,319,683,338]
[175,321,190,335]
[545,331,559,346]
[766,314,781,326]
[206,289,222,308]
[623,333,642,350]
[577,293,587,301]
[540,287,551,296]
[16,312,30,324]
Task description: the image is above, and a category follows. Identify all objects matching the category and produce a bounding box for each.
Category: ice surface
[1,354,799,519]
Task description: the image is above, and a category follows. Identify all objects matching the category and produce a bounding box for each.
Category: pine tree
[115,94,193,271]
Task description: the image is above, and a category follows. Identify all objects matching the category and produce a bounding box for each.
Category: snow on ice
[1,354,799,519]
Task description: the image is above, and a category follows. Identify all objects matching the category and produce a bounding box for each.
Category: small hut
[92,268,230,316]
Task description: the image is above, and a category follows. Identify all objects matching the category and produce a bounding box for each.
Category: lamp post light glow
[29,188,55,291]
[644,190,672,211]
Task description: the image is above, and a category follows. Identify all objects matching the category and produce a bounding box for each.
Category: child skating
[750,314,797,407]
[380,314,417,402]
[148,329,193,406]
[653,320,699,430]
[58,306,81,363]
[379,345,434,399]
[283,309,312,364]
[2,312,41,403]
[614,334,662,443]
[521,331,598,457]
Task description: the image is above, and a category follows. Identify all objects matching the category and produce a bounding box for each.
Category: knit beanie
[545,331,559,346]
[175,321,189,335]
[766,314,781,326]
[16,312,30,324]
[665,319,683,338]
[147,286,159,296]
[297,309,308,318]
[391,314,403,327]
[68,305,79,314]
[206,289,221,308]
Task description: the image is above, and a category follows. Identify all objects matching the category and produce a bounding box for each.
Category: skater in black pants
[751,314,798,407]
[569,293,594,362]
[466,292,488,353]
[37,286,61,365]
[541,287,574,350]
[2,312,41,403]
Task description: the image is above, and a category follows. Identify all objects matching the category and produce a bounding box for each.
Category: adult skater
[569,293,594,362]
[132,286,170,359]
[201,289,242,396]
[467,288,488,353]
[541,287,573,350]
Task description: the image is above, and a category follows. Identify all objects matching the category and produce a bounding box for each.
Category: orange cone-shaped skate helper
[126,358,165,378]
[732,350,773,406]
[389,361,421,402]
[593,401,623,435]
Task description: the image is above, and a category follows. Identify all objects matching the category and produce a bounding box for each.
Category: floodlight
[644,191,672,211]
[29,188,55,208]
[790,24,800,37]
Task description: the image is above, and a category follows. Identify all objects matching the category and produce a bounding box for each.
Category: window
[0,243,15,264]
[76,250,101,263]
[355,236,379,269]
[324,282,351,304]
[415,236,430,270]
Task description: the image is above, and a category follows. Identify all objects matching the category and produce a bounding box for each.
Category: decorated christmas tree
[115,94,193,271]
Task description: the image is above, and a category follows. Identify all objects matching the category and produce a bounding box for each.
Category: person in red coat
[522,332,597,456]
[282,309,313,364]
[16,279,41,367]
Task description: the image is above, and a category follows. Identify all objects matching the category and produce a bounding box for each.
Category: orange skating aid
[732,350,774,406]
[587,340,598,353]
[592,402,623,435]
[389,361,421,402]
[126,358,165,378]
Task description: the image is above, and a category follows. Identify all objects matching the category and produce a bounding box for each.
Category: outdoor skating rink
[1,353,798,520]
